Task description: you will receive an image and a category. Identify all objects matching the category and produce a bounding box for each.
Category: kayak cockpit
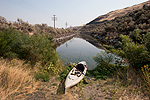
[70,63,85,77]
[65,61,87,88]
[75,64,85,72]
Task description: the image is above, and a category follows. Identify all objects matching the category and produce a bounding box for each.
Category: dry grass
[0,57,149,100]
[82,66,150,100]
[141,65,150,94]
[0,58,37,100]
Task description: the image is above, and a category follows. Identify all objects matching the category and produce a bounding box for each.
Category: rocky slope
[87,0,150,25]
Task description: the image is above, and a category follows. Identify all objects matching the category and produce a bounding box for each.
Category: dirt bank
[8,75,149,100]
[80,33,105,50]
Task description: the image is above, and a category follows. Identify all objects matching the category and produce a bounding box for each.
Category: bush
[0,29,58,67]
[144,32,150,52]
[0,29,15,57]
[91,51,127,80]
[0,28,61,76]
[111,34,149,69]
[92,52,113,77]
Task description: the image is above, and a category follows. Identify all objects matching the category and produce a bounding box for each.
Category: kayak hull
[65,61,87,88]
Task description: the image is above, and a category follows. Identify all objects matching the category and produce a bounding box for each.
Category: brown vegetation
[79,1,150,99]
[0,58,37,100]
[1,1,150,99]
[0,16,75,38]
[87,0,150,25]
[80,3,150,48]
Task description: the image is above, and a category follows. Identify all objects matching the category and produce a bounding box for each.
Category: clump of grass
[141,65,150,94]
[34,71,50,82]
[0,58,37,99]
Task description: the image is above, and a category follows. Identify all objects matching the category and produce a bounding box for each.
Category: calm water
[56,37,105,69]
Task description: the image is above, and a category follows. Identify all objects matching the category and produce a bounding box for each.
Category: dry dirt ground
[6,76,150,100]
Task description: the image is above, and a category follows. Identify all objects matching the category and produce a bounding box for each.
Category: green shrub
[144,32,150,52]
[0,29,16,57]
[92,51,126,80]
[103,44,114,50]
[0,28,61,75]
[0,29,58,67]
[111,34,149,69]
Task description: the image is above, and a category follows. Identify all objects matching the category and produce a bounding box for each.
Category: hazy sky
[0,0,148,28]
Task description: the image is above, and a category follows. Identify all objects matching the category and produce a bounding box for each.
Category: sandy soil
[6,76,149,100]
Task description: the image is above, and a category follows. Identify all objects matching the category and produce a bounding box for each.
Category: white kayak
[65,61,87,88]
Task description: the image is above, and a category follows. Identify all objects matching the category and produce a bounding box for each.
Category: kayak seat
[77,72,81,77]
[75,64,84,72]
[71,69,81,77]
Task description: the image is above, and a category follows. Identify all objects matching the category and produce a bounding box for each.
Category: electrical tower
[52,15,57,28]
[65,22,68,29]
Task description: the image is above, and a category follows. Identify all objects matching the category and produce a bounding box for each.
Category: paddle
[85,76,91,81]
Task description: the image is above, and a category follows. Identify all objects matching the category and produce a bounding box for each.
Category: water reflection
[65,42,68,47]
[56,37,104,69]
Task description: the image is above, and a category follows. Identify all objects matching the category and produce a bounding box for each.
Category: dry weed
[0,58,37,100]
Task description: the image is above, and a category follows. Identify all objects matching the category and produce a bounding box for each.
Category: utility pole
[65,22,68,29]
[52,15,57,28]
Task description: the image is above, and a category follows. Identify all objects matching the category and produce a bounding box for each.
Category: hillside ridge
[87,0,150,25]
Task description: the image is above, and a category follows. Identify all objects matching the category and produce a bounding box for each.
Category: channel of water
[56,37,105,69]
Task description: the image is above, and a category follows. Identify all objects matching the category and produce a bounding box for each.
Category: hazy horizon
[0,0,148,28]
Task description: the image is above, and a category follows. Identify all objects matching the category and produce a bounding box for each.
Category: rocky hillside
[80,0,150,48]
[87,0,150,25]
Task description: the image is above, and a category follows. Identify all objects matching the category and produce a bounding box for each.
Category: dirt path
[7,76,81,100]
